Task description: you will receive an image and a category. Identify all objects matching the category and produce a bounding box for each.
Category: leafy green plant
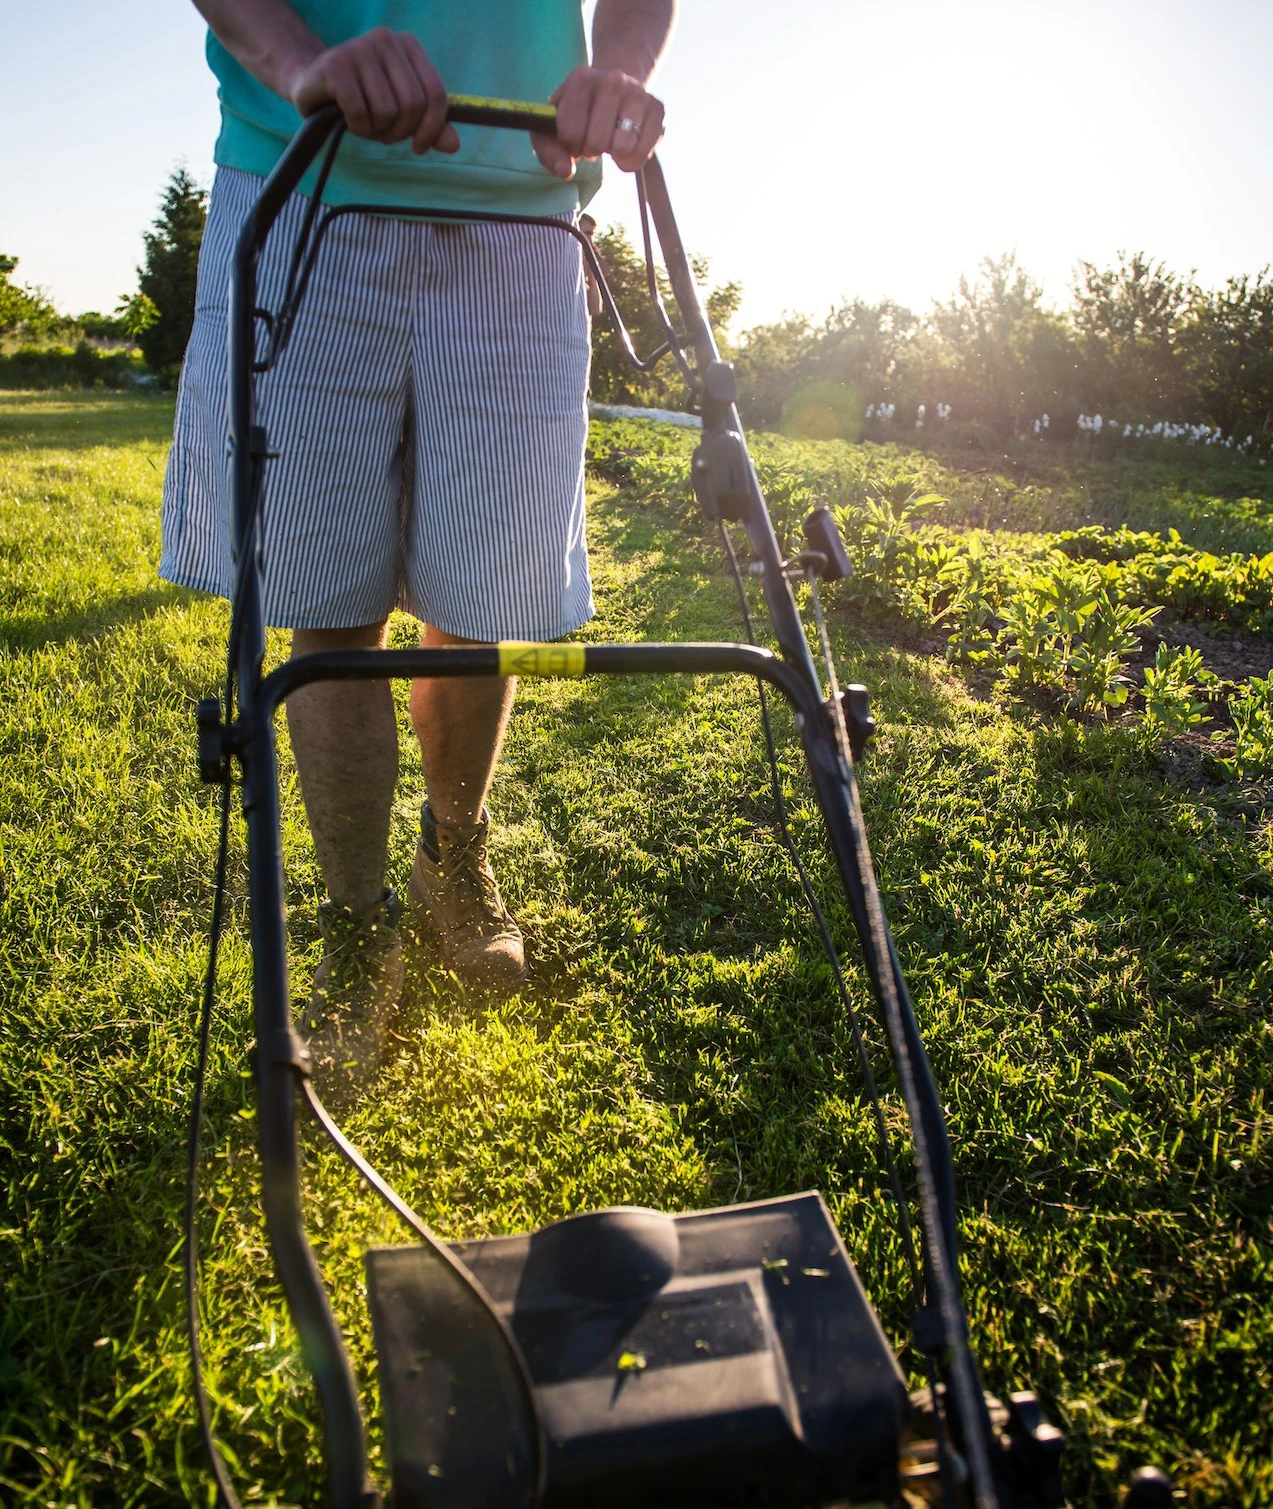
[909,536,979,637]
[995,579,1066,686]
[1053,524,1181,562]
[940,545,998,663]
[629,448,696,524]
[1218,674,1273,778]
[114,291,159,343]
[753,462,815,556]
[992,559,1158,711]
[1039,563,1105,662]
[1128,548,1273,632]
[1141,643,1211,734]
[994,560,1105,687]
[1069,589,1158,714]
[833,479,946,617]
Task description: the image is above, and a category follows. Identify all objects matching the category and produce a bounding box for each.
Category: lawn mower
[188,99,1171,1509]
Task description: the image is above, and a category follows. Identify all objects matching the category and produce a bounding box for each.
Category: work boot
[408,804,526,995]
[302,889,404,1108]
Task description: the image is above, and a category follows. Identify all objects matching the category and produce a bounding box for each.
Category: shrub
[0,253,58,337]
[1124,549,1273,632]
[0,342,146,390]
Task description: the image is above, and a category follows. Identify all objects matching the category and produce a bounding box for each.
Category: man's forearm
[591,0,676,85]
[192,0,323,101]
[190,0,458,149]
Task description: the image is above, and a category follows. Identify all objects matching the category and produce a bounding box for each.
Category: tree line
[0,169,207,386]
[5,167,1271,452]
[593,229,1273,448]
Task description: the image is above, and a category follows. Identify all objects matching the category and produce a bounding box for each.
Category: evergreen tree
[136,168,207,377]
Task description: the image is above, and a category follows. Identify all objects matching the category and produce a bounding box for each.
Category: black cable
[260,200,666,382]
[809,574,995,1498]
[635,170,699,394]
[184,771,243,1509]
[717,524,920,1288]
[300,1082,547,1499]
[805,570,856,771]
[719,525,961,1509]
[265,124,347,369]
[299,1080,544,1457]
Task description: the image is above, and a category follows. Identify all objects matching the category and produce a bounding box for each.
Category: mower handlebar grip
[444,94,558,136]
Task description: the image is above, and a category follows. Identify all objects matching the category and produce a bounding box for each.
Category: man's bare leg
[409,622,516,823]
[286,621,397,913]
[408,622,524,991]
[286,620,404,1104]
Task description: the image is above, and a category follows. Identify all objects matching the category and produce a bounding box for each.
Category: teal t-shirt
[207,1,601,213]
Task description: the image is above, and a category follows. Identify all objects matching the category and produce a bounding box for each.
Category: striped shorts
[159,167,594,638]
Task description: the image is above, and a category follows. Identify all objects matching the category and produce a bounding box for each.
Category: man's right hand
[288,28,460,155]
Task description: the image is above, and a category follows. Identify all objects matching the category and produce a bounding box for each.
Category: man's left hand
[533,67,665,179]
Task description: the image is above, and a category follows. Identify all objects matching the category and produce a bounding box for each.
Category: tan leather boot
[302,889,404,1108]
[408,806,526,995]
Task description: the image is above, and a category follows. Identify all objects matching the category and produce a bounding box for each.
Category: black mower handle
[444,93,558,135]
[253,94,561,225]
[220,90,1014,1509]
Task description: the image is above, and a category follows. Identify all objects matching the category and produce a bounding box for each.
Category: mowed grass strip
[1,393,1270,1507]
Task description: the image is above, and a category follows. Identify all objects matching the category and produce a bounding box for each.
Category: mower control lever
[803,506,853,582]
[692,427,754,524]
[196,697,230,785]
[835,684,876,763]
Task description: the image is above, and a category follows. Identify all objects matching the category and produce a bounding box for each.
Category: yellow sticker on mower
[497,641,586,678]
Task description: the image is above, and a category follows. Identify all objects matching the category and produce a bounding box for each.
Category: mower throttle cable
[299,1078,545,1488]
[636,170,700,396]
[185,767,244,1509]
[718,523,961,1508]
[717,524,919,1284]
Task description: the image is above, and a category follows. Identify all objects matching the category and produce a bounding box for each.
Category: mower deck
[367,1191,908,1507]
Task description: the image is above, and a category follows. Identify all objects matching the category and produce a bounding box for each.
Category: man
[578,213,605,319]
[161,0,674,1101]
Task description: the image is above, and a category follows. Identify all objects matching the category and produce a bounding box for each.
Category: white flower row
[855,403,1265,460]
[864,401,953,424]
[1077,413,1265,457]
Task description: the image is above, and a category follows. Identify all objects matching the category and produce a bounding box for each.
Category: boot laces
[441,830,508,926]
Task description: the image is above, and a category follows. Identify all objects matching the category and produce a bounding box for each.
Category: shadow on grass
[0,582,190,652]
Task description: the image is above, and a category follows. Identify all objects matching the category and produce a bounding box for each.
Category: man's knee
[421,622,490,649]
[292,621,389,656]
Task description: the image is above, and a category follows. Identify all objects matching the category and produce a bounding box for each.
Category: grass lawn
[1,392,1270,1507]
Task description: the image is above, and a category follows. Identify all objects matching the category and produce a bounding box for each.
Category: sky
[3,0,1271,332]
